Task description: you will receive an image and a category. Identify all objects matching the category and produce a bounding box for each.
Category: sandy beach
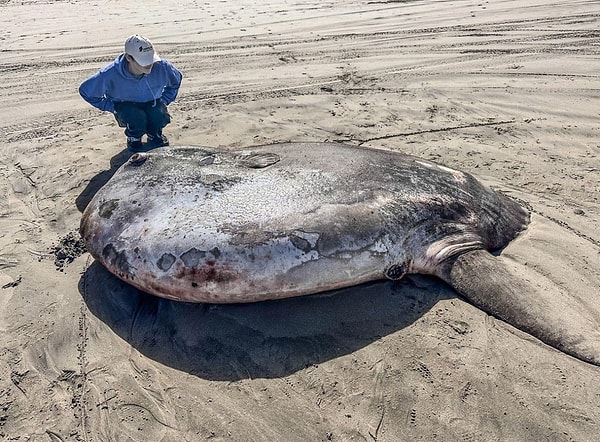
[1,0,599,440]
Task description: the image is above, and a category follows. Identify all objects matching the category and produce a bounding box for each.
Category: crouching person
[79,34,183,152]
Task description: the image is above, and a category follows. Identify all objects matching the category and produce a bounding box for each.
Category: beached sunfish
[80,142,600,366]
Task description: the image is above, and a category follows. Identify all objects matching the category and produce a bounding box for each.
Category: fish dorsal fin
[240,152,281,169]
[440,249,600,366]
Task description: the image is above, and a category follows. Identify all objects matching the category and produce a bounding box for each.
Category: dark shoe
[127,136,144,152]
[146,133,169,149]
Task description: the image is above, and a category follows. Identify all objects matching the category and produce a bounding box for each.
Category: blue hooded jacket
[79,54,183,113]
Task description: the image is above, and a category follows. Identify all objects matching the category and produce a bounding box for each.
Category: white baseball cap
[124,35,161,66]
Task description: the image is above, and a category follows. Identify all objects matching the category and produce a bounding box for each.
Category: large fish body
[81,143,526,302]
[81,142,600,366]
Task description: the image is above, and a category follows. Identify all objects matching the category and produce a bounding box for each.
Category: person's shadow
[79,261,451,381]
[75,149,131,212]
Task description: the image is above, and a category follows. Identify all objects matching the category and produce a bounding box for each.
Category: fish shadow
[75,149,131,212]
[80,261,454,381]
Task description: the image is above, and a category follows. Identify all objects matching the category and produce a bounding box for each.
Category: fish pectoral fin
[240,152,281,169]
[440,249,600,367]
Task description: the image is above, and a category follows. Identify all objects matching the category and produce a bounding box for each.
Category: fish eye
[129,153,148,166]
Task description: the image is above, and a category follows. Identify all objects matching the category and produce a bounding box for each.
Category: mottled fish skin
[81,143,600,366]
[80,143,528,303]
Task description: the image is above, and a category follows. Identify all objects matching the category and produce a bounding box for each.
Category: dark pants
[114,100,171,139]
